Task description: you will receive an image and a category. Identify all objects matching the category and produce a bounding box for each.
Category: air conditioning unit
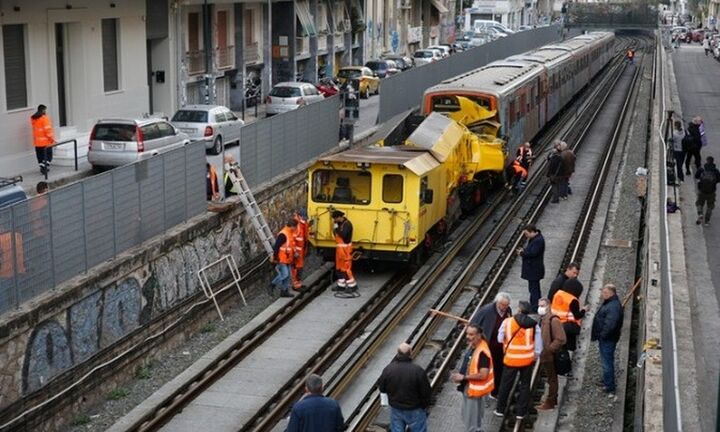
[398,0,412,9]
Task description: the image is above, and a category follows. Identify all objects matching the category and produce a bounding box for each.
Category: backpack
[698,169,717,193]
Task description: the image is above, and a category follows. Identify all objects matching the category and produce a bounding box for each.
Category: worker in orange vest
[331,210,357,293]
[270,220,297,298]
[291,209,309,290]
[550,278,586,351]
[30,104,56,176]
[206,163,219,201]
[516,141,534,170]
[493,301,542,420]
[505,157,528,192]
[450,323,494,431]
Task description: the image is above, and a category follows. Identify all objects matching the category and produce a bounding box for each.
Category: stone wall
[0,165,309,424]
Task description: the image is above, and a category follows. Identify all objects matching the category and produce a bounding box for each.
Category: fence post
[47,192,56,289]
[162,155,167,230]
[9,206,19,308]
[111,171,118,258]
[81,181,89,273]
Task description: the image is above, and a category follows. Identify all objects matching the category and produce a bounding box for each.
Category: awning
[296,0,317,36]
[431,0,449,14]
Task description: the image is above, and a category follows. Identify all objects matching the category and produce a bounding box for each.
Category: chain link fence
[0,142,207,315]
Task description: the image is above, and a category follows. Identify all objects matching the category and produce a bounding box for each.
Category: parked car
[383,54,413,70]
[383,59,401,76]
[171,105,244,155]
[364,60,393,78]
[451,42,466,53]
[316,77,340,97]
[428,45,451,58]
[0,176,26,209]
[265,82,325,117]
[336,66,380,98]
[691,29,706,43]
[88,118,190,170]
[455,38,472,50]
[413,49,442,66]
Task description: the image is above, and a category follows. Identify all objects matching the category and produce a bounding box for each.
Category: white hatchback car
[171,105,244,155]
[413,49,443,66]
[265,82,325,116]
[427,45,451,58]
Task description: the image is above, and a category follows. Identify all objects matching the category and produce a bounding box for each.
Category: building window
[101,18,120,92]
[3,24,28,110]
[244,9,255,45]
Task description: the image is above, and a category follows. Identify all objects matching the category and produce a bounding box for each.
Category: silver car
[265,82,325,117]
[171,105,244,155]
[88,118,189,170]
[413,49,443,66]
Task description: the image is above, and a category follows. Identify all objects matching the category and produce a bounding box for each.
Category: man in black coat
[685,117,703,174]
[517,224,545,312]
[591,284,624,395]
[547,141,564,203]
[377,342,432,431]
[470,292,513,398]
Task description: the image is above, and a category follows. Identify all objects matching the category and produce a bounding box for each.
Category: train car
[307,112,505,261]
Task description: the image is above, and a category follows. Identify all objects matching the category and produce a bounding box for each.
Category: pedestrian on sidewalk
[517,224,545,312]
[450,323,494,432]
[535,297,566,411]
[551,278,586,351]
[287,374,345,432]
[493,301,542,420]
[470,292,513,398]
[377,342,432,432]
[558,142,576,199]
[704,36,711,56]
[548,262,580,303]
[30,105,56,176]
[547,141,563,203]
[671,120,686,183]
[591,284,624,397]
[685,116,704,174]
[270,219,297,298]
[694,156,720,225]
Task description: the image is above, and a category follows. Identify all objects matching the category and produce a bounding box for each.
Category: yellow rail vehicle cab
[307,113,505,261]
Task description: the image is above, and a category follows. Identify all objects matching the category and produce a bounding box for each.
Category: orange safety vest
[0,232,25,278]
[209,165,219,196]
[31,114,55,148]
[502,317,535,368]
[551,289,582,325]
[277,226,295,264]
[511,160,528,178]
[466,338,495,397]
[293,214,308,254]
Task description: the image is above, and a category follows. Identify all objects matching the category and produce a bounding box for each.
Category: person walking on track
[547,141,563,203]
[287,374,345,432]
[591,284,623,397]
[671,120,686,183]
[30,104,56,176]
[292,209,309,289]
[695,156,720,226]
[378,342,432,432]
[270,219,297,298]
[450,323,494,432]
[517,224,545,312]
[331,210,357,293]
[470,292,512,399]
[551,278,586,352]
[493,301,542,420]
[535,297,566,411]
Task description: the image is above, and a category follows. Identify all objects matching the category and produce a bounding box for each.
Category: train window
[509,100,516,124]
[311,169,372,205]
[520,94,527,116]
[420,177,429,205]
[383,175,403,203]
[430,94,492,113]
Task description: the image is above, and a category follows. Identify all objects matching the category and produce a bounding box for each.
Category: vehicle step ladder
[226,167,275,258]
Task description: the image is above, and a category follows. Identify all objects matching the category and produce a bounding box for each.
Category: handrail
[41,138,79,180]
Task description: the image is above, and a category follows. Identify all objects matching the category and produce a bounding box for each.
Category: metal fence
[377,26,562,124]
[0,142,207,315]
[239,95,341,188]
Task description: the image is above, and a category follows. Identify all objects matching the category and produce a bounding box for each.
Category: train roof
[506,48,571,66]
[425,60,543,96]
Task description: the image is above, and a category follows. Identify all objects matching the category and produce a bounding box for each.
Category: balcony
[334,35,345,49]
[296,36,310,57]
[186,50,206,75]
[216,45,235,70]
[317,35,328,53]
[244,42,261,64]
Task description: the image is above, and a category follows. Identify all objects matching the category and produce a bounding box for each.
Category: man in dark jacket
[558,142,576,199]
[694,156,720,226]
[517,224,545,312]
[377,342,432,431]
[547,262,580,303]
[557,278,586,351]
[685,117,703,174]
[470,292,512,398]
[287,374,345,432]
[546,141,564,203]
[536,297,566,410]
[591,284,623,395]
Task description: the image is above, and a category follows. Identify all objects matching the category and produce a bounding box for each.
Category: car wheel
[211,136,223,155]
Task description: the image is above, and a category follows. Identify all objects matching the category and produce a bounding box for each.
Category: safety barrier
[0,142,207,315]
[377,26,562,124]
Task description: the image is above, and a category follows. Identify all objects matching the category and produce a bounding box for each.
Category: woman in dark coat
[517,224,545,311]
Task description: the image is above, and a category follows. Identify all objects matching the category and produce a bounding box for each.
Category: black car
[382,55,413,71]
[364,60,391,78]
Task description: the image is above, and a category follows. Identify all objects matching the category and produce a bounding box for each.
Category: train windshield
[430,94,491,113]
[311,169,372,205]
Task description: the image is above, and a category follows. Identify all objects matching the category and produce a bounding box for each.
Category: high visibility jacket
[223,172,240,194]
[517,146,533,162]
[466,338,494,397]
[511,160,528,179]
[31,114,55,148]
[293,214,308,252]
[551,289,582,325]
[502,317,535,367]
[277,227,295,264]
[0,232,25,278]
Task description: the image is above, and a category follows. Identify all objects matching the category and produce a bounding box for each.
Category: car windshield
[415,51,432,58]
[366,62,386,70]
[270,86,302,97]
[172,110,208,123]
[93,124,137,141]
[338,69,361,79]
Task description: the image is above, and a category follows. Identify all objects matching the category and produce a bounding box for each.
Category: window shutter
[102,19,119,92]
[3,24,28,110]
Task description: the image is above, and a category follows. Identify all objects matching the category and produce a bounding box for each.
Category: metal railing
[40,139,79,180]
[216,45,235,69]
[186,50,206,75]
[244,42,260,64]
